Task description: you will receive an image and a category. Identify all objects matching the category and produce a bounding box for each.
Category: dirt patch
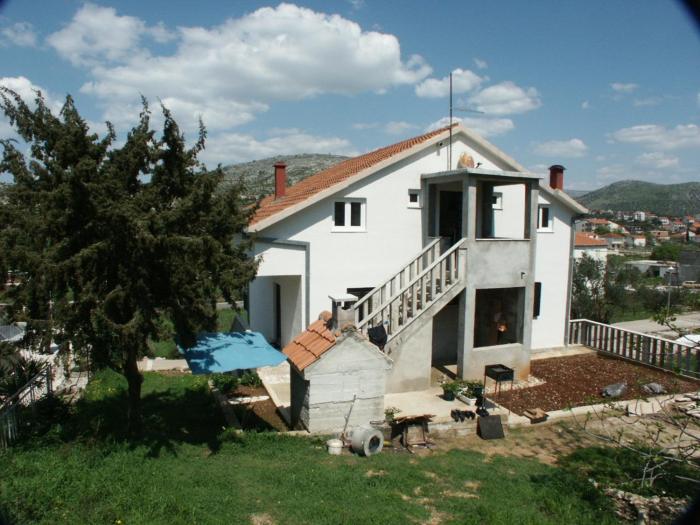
[433,422,598,464]
[365,469,386,477]
[494,354,699,415]
[249,513,275,525]
[227,386,289,431]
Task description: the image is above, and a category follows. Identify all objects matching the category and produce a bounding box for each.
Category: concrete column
[520,182,540,376]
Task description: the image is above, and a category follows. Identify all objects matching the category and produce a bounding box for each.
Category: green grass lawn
[0,369,620,525]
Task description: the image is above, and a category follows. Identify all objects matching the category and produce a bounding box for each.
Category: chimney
[274,162,287,199]
[328,293,358,331]
[549,164,565,190]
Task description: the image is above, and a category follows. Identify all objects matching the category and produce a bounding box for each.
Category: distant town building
[574,233,608,262]
[633,211,646,222]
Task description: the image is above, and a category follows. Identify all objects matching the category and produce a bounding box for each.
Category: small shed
[283,317,392,433]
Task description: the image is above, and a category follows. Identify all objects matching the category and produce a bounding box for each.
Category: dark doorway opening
[439,191,462,245]
[273,283,281,347]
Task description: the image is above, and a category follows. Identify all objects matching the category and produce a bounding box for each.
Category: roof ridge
[250,124,455,226]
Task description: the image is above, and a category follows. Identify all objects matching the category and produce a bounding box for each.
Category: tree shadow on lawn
[37,371,226,457]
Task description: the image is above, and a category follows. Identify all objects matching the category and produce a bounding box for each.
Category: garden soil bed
[229,386,289,432]
[494,354,700,415]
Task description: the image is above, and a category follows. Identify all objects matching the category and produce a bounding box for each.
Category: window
[533,282,542,319]
[537,205,552,232]
[333,199,366,231]
[408,189,421,208]
[492,192,503,210]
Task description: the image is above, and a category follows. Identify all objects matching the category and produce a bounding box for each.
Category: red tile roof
[250,125,455,226]
[575,233,607,246]
[283,318,336,371]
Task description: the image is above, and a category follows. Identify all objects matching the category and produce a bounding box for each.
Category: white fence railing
[569,319,700,379]
[0,365,53,449]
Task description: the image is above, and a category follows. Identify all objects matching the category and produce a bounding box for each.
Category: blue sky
[1,0,699,190]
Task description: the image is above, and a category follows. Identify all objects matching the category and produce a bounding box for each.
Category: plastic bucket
[327,438,343,455]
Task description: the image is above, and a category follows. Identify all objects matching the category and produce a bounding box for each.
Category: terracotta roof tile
[282,319,337,371]
[250,125,455,226]
[575,232,607,246]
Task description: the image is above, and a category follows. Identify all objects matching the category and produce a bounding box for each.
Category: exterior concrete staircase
[353,237,467,346]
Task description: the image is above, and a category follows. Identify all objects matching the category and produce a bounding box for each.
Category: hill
[577,180,700,216]
[220,153,348,200]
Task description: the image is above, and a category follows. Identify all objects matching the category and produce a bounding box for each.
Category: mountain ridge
[576,180,700,216]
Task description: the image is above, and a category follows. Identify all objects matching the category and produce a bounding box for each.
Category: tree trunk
[124,347,143,435]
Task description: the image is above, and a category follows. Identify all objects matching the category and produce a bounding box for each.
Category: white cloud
[581,100,590,109]
[415,68,484,98]
[467,81,541,115]
[426,116,514,138]
[348,0,365,10]
[474,58,488,70]
[0,21,37,47]
[611,123,700,150]
[533,138,588,158]
[47,4,155,66]
[635,151,679,169]
[697,92,700,107]
[610,82,638,93]
[200,129,358,166]
[52,3,431,133]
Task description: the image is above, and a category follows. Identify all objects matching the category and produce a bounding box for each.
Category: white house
[574,233,608,262]
[246,124,586,392]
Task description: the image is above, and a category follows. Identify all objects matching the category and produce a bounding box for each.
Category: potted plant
[441,381,461,401]
[384,406,401,423]
[467,380,484,405]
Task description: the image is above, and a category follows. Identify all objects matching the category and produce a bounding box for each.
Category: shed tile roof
[250,125,454,226]
[283,319,336,371]
[575,233,607,246]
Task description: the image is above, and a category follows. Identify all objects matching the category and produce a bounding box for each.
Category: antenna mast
[448,72,452,171]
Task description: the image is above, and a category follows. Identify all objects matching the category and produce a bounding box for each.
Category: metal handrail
[357,239,465,330]
[352,237,442,315]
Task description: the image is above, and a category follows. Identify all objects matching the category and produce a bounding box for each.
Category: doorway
[439,191,462,245]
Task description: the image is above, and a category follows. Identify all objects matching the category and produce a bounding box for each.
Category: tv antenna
[448,71,484,170]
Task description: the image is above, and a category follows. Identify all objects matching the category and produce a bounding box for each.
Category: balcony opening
[476,181,528,240]
[474,287,525,347]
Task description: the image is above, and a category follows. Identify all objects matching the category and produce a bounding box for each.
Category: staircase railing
[355,239,466,341]
[353,237,443,325]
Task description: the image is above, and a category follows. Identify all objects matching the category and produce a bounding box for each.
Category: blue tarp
[180,331,286,375]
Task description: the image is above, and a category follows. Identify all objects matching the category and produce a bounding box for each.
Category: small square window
[332,199,366,232]
[537,205,552,232]
[492,192,503,210]
[408,189,421,208]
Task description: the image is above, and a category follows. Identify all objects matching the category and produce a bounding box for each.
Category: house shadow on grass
[50,370,226,457]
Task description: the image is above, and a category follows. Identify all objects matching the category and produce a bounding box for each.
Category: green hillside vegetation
[221,153,348,201]
[577,180,700,216]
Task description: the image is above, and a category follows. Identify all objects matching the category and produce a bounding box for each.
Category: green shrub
[239,370,262,388]
[210,373,238,394]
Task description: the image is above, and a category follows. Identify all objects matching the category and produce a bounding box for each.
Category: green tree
[0,89,258,432]
[571,254,629,322]
[650,242,682,261]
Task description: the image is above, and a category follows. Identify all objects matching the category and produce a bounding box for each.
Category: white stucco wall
[252,134,511,329]
[574,246,608,262]
[531,192,573,350]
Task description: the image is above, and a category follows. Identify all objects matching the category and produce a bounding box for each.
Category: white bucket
[327,438,343,455]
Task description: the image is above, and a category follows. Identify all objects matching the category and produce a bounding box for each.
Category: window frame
[537,205,553,233]
[332,198,367,232]
[407,189,422,209]
[492,191,503,210]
